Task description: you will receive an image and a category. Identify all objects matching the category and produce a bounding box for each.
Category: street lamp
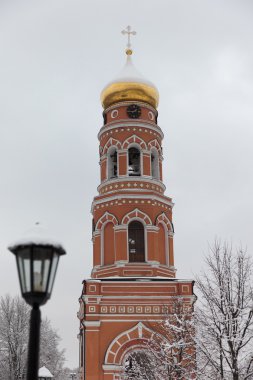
[8,225,66,380]
[69,373,77,379]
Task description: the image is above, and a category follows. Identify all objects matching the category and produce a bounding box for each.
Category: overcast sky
[0,0,252,370]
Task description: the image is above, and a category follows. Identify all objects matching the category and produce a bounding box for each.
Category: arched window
[157,223,167,265]
[103,222,115,265]
[128,221,145,262]
[107,148,118,179]
[128,147,140,176]
[151,148,159,179]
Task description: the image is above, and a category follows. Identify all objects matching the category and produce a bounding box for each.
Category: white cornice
[82,321,101,327]
[85,278,194,284]
[83,295,195,299]
[98,121,164,140]
[97,176,166,191]
[91,194,174,212]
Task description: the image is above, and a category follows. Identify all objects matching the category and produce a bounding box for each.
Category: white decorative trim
[114,225,128,231]
[97,176,166,192]
[91,194,174,212]
[100,286,178,294]
[122,208,152,226]
[148,111,155,121]
[102,364,122,371]
[117,149,128,154]
[89,285,96,292]
[95,211,118,231]
[104,322,168,365]
[149,260,160,266]
[148,139,162,155]
[122,134,147,150]
[138,322,143,337]
[115,260,128,266]
[82,321,101,327]
[82,295,101,303]
[83,294,195,300]
[156,212,173,232]
[111,110,118,119]
[103,137,121,155]
[98,121,164,140]
[146,226,159,232]
[84,278,194,284]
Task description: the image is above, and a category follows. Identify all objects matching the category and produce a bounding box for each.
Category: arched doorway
[128,221,145,262]
[122,349,163,379]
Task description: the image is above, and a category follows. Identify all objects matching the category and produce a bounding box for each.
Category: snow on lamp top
[100,26,159,109]
[8,223,65,254]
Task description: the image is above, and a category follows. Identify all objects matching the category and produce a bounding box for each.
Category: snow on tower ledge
[101,53,159,109]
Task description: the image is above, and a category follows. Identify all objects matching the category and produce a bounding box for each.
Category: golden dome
[101,54,159,109]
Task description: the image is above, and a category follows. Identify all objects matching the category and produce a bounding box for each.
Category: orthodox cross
[121,25,136,50]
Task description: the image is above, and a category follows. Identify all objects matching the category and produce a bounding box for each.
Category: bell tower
[78,27,195,380]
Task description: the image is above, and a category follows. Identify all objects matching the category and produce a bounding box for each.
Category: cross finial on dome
[121,25,136,56]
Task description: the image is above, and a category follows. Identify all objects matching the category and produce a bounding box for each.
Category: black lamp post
[8,226,66,380]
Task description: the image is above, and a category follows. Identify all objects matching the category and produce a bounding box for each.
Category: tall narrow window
[128,221,145,262]
[108,149,118,179]
[151,149,159,179]
[128,147,140,176]
[103,222,115,265]
[158,223,167,265]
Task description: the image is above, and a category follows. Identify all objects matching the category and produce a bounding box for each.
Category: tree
[122,299,196,380]
[0,295,65,380]
[39,317,65,379]
[0,295,29,380]
[195,241,253,380]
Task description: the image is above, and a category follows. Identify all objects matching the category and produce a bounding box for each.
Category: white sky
[0,0,252,369]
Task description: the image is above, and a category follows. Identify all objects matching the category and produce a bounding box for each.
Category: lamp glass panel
[32,247,53,293]
[41,259,51,292]
[17,248,31,293]
[47,253,59,294]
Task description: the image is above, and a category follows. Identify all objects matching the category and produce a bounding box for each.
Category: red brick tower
[78,27,195,380]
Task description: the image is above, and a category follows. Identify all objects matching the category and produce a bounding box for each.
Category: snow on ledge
[38,366,53,377]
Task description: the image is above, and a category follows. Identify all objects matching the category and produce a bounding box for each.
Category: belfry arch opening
[107,147,118,179]
[151,148,159,179]
[128,147,141,176]
[128,221,145,262]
